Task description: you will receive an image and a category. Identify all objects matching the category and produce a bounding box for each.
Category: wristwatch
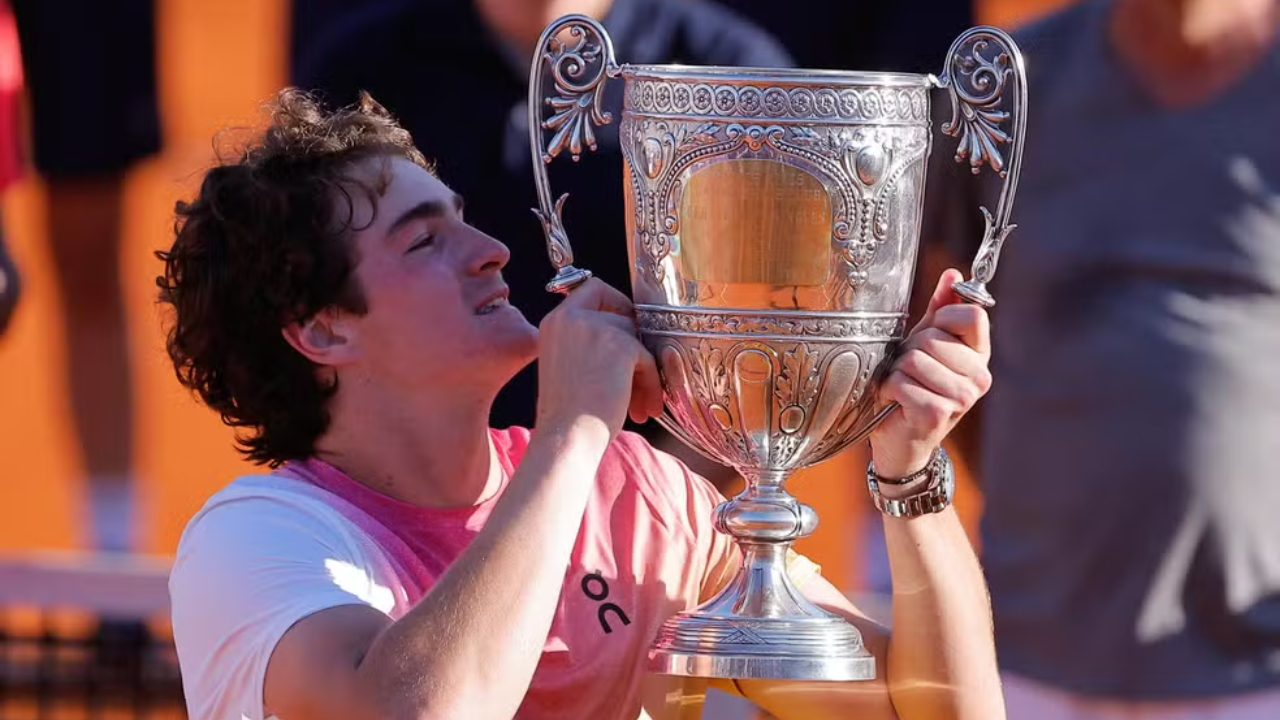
[866,446,955,519]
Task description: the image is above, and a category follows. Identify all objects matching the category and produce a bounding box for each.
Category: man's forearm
[883,505,1004,720]
[728,502,1002,720]
[355,420,611,720]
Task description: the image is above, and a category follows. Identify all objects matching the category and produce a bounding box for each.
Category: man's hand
[535,278,664,438]
[869,268,992,478]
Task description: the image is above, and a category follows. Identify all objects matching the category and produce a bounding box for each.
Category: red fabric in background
[0,0,25,193]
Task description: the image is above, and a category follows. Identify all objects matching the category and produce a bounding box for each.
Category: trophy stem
[647,468,876,681]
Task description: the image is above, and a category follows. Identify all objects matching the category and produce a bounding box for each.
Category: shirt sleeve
[169,489,400,720]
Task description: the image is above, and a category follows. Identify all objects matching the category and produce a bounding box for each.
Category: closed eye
[406,234,435,253]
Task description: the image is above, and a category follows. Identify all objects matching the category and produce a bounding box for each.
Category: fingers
[629,348,665,424]
[881,368,966,432]
[592,312,639,337]
[898,322,991,395]
[562,277,635,317]
[893,344,988,412]
[904,323,990,374]
[547,276,666,425]
[910,268,966,335]
[930,303,992,357]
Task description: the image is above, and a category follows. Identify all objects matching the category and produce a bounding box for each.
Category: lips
[475,289,510,315]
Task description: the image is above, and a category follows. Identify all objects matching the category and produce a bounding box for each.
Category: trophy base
[647,611,876,682]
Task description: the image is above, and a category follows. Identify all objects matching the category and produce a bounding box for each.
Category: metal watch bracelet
[866,446,955,519]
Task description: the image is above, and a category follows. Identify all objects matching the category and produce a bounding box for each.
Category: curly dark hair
[156,88,431,466]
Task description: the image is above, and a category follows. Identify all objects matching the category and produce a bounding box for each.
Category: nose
[463,226,511,275]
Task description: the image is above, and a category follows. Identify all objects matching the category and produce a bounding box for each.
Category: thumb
[910,268,966,335]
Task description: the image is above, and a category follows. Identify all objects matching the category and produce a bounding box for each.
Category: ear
[281,307,360,367]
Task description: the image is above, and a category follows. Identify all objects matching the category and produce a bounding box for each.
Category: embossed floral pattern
[629,80,927,123]
[672,85,691,111]
[637,309,906,339]
[693,86,713,112]
[764,88,789,116]
[655,84,672,110]
[714,87,737,114]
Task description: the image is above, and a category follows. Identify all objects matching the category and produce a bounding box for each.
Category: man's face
[340,156,539,392]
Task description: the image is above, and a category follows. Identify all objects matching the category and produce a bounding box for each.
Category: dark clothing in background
[291,0,793,434]
[11,0,161,177]
[717,0,974,74]
[944,0,1280,701]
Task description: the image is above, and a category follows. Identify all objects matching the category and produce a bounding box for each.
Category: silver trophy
[528,15,1026,681]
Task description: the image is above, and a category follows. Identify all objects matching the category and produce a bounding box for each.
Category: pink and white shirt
[169,428,820,720]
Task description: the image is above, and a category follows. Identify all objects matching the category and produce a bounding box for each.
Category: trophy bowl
[527,15,1026,681]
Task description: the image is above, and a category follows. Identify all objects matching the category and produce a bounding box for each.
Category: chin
[494,327,539,366]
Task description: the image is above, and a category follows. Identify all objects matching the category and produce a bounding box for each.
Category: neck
[473,0,616,57]
[1110,0,1280,107]
[314,379,503,509]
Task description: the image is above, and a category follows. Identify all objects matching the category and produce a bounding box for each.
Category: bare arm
[264,279,665,720]
[877,497,1002,720]
[734,502,1000,720]
[265,422,610,720]
[732,269,1004,720]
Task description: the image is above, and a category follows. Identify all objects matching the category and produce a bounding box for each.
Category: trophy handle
[936,25,1028,309]
[527,14,620,294]
[847,29,1027,442]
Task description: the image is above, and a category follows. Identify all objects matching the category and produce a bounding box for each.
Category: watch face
[938,460,955,504]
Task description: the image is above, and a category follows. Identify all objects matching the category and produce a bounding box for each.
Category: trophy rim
[618,63,937,88]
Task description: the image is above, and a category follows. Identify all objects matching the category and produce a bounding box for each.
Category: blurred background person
[718,0,973,74]
[10,0,162,557]
[929,0,1280,717]
[289,0,793,458]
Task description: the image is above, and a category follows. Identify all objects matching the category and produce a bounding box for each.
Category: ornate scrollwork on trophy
[622,111,930,295]
[652,335,884,470]
[641,308,902,469]
[538,25,614,162]
[625,120,724,283]
[528,15,620,293]
[774,344,822,462]
[938,27,1028,307]
[784,125,930,297]
[940,38,1013,176]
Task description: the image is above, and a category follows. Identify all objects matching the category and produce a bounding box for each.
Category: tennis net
[0,550,184,719]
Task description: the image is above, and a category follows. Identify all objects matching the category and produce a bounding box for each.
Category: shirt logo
[581,571,631,634]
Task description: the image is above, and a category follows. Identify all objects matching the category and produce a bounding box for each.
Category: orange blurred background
[0,0,1075,589]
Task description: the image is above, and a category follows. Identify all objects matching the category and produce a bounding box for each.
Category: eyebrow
[386,193,465,237]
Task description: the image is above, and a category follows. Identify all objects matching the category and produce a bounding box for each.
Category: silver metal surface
[867,446,957,519]
[937,28,1028,307]
[528,13,1027,681]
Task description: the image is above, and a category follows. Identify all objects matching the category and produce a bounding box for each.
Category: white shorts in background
[1003,673,1280,720]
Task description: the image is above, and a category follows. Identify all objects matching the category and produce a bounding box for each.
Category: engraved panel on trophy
[674,159,832,310]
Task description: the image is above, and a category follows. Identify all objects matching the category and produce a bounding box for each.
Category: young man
[161,89,1003,720]
[289,0,793,438]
